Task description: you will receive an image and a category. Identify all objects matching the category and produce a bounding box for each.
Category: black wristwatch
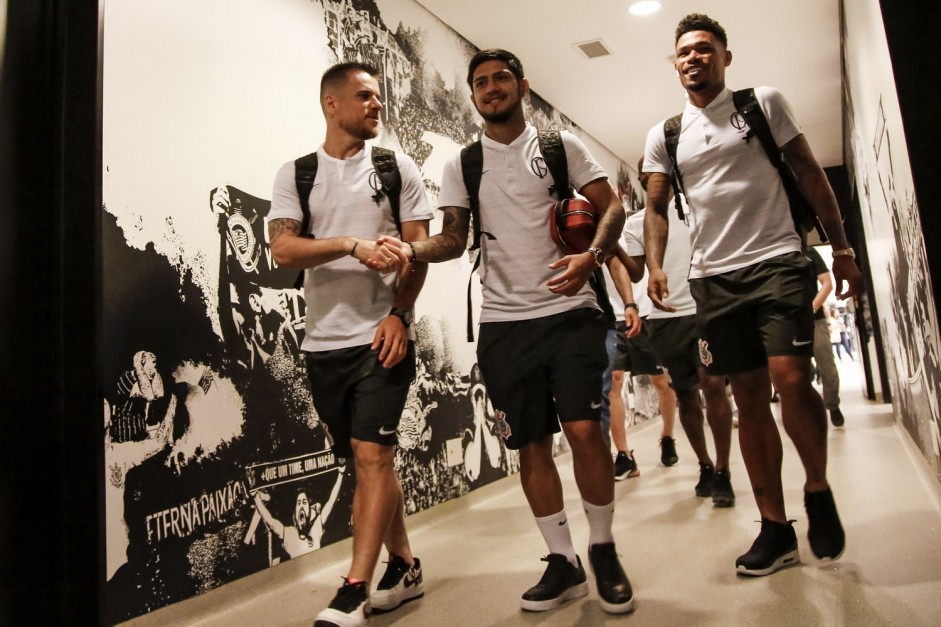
[389,307,412,328]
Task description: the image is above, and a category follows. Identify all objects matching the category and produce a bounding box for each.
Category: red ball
[549,198,599,254]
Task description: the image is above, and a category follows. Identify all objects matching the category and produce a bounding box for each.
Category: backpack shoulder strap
[293,152,319,290]
[537,129,573,201]
[663,114,687,221]
[732,88,826,242]
[732,88,782,167]
[370,146,402,234]
[460,140,484,251]
[294,152,319,238]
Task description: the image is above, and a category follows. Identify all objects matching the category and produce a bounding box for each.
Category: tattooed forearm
[268,218,301,245]
[412,207,469,263]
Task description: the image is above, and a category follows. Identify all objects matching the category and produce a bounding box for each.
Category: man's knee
[352,440,395,473]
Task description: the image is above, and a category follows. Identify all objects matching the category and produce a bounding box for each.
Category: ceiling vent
[575,39,611,59]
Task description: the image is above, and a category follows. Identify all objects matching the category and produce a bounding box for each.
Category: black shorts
[305,342,415,459]
[625,323,663,376]
[647,315,701,391]
[689,252,816,375]
[612,321,630,372]
[476,308,608,450]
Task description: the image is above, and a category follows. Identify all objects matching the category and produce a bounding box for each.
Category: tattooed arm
[375,207,470,264]
[268,218,399,273]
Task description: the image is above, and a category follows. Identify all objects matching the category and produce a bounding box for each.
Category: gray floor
[124,361,941,626]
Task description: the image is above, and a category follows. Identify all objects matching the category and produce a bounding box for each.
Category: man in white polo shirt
[643,14,861,577]
[380,48,634,615]
[625,159,735,507]
[268,62,432,627]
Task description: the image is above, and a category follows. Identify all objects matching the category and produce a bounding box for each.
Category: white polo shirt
[438,124,608,322]
[643,87,803,279]
[269,145,433,351]
[622,208,696,319]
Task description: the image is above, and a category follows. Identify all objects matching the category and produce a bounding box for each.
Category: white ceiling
[416,0,843,169]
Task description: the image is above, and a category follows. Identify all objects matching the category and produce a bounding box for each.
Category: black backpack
[460,129,615,341]
[291,146,402,289]
[663,88,826,243]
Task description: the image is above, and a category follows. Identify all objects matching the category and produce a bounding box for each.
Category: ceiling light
[629,1,661,16]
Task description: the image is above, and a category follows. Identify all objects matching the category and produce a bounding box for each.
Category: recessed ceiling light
[629,1,661,16]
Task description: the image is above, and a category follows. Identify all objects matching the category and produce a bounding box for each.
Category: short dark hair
[466,48,524,87]
[320,62,381,98]
[675,13,728,47]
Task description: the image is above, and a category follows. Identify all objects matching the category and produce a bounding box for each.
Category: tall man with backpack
[643,14,862,577]
[267,62,432,627]
[378,48,634,615]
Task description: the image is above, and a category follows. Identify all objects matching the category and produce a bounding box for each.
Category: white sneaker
[370,555,424,611]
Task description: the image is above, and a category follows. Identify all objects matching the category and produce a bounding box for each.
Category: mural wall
[841,0,941,478]
[101,0,630,621]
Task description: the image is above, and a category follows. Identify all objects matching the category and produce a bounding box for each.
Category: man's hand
[374,235,413,266]
[624,307,643,338]
[211,186,230,214]
[547,252,596,296]
[371,315,409,369]
[647,267,676,312]
[353,238,401,274]
[832,257,862,300]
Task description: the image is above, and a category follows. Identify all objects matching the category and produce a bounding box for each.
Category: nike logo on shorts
[378,425,397,435]
[792,339,813,346]
[590,401,603,409]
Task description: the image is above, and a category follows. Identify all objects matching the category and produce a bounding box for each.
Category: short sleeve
[643,122,672,176]
[622,211,646,256]
[755,86,802,149]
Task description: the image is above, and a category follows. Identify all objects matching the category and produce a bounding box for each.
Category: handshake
[351,235,416,275]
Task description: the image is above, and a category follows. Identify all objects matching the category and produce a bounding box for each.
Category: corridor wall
[841,0,941,480]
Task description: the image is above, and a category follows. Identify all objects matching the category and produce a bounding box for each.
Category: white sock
[534,510,578,566]
[583,500,615,546]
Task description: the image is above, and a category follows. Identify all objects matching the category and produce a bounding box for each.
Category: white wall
[843,0,941,477]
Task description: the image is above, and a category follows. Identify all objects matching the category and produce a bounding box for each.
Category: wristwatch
[831,247,856,259]
[389,307,412,328]
[624,303,639,310]
[586,247,605,268]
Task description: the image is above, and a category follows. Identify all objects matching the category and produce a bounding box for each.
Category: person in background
[806,247,846,427]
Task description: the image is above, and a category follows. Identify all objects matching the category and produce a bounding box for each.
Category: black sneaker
[314,579,369,627]
[695,463,715,497]
[735,519,801,577]
[614,451,640,481]
[830,408,846,427]
[520,554,588,611]
[370,555,424,612]
[588,543,634,614]
[711,468,735,508]
[805,488,846,560]
[660,436,679,466]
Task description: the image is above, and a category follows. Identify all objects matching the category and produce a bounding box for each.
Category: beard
[478,108,516,124]
[340,118,379,140]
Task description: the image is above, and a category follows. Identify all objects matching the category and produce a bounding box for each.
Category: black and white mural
[842,0,941,478]
[101,0,628,621]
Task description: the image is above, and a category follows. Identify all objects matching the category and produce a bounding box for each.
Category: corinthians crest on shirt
[698,339,714,367]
